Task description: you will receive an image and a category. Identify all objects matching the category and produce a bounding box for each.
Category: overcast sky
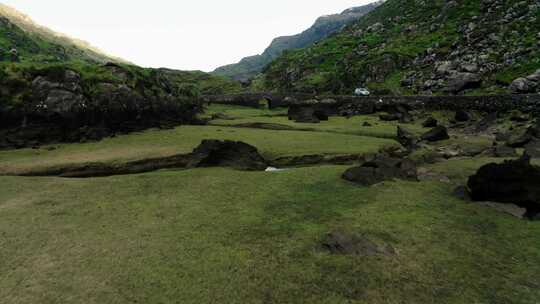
[1,0,374,71]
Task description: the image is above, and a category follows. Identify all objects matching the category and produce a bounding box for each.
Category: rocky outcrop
[510,70,540,94]
[0,66,202,149]
[397,126,418,149]
[187,140,267,171]
[443,73,482,94]
[421,126,450,142]
[422,117,438,128]
[468,154,540,219]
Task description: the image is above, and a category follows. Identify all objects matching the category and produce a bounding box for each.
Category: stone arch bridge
[201,92,540,114]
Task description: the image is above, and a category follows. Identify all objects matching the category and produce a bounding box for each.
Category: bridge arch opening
[258,97,272,109]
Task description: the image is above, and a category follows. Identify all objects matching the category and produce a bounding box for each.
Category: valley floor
[0,105,539,303]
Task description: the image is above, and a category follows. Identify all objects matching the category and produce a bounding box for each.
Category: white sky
[1,0,374,71]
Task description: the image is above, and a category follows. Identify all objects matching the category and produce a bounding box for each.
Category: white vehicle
[354,88,371,96]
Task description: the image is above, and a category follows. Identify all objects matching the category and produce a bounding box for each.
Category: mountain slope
[212,1,383,81]
[0,3,126,64]
[262,0,540,95]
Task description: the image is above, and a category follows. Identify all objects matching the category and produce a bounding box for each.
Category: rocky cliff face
[212,1,383,81]
[0,63,203,149]
[262,0,540,95]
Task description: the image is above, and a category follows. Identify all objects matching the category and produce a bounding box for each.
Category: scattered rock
[455,110,472,122]
[474,112,498,133]
[417,168,451,183]
[477,202,528,219]
[421,126,450,142]
[397,126,418,149]
[288,106,320,123]
[342,156,417,186]
[321,231,395,256]
[379,113,400,121]
[506,133,532,148]
[510,77,537,94]
[467,154,540,219]
[422,117,438,128]
[492,146,518,157]
[525,140,540,158]
[509,111,530,122]
[483,145,517,158]
[444,72,481,93]
[495,132,511,142]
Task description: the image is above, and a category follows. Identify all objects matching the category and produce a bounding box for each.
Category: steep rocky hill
[212,1,383,81]
[261,0,540,95]
[0,4,244,148]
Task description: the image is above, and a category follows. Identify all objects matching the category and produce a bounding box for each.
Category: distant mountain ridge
[212,1,383,81]
[0,3,127,64]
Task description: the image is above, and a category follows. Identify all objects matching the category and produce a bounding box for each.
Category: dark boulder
[421,126,450,142]
[321,231,395,256]
[492,146,517,158]
[397,126,418,149]
[314,110,329,121]
[422,117,438,128]
[525,140,540,158]
[342,156,417,186]
[444,72,481,93]
[506,133,533,148]
[288,106,320,123]
[455,110,471,122]
[467,154,540,219]
[188,140,267,171]
[399,112,414,124]
[379,113,400,121]
[506,122,539,148]
[474,112,498,132]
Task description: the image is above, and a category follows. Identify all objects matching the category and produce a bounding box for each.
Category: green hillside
[0,3,126,64]
[261,0,540,95]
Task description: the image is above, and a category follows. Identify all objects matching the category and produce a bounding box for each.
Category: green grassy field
[1,105,539,303]
[0,125,395,175]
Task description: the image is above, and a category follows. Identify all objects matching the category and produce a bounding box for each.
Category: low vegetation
[1,104,539,303]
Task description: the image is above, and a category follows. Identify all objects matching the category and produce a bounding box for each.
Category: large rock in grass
[506,120,540,148]
[422,117,438,128]
[397,126,418,149]
[525,140,540,158]
[455,110,471,122]
[467,154,540,219]
[444,72,481,93]
[421,126,450,142]
[342,156,417,186]
[188,140,267,170]
[288,105,326,123]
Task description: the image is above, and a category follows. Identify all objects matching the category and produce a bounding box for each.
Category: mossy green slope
[0,3,124,64]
